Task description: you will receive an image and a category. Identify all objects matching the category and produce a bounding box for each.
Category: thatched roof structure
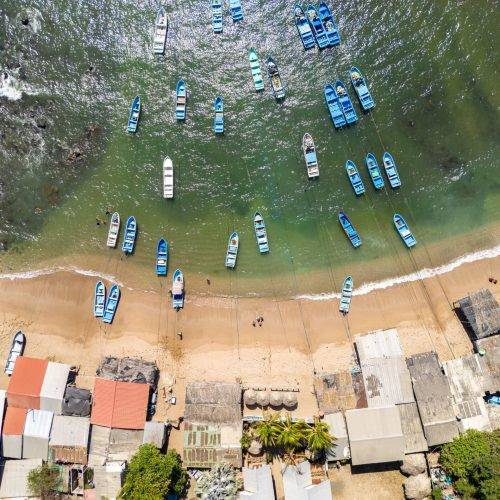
[96,357,158,388]
[269,391,283,407]
[256,391,270,407]
[457,289,500,340]
[283,392,298,409]
[244,389,257,406]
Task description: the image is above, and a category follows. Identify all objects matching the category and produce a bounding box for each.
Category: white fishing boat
[339,276,353,314]
[163,156,174,199]
[153,7,168,55]
[107,212,120,248]
[5,331,25,375]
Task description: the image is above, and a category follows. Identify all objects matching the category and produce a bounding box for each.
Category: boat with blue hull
[318,2,340,46]
[122,216,137,254]
[324,84,346,129]
[172,269,184,309]
[212,0,223,33]
[383,152,402,188]
[302,133,320,179]
[103,285,120,324]
[214,97,224,134]
[306,5,329,49]
[176,80,187,121]
[127,96,141,133]
[294,4,315,50]
[338,210,362,247]
[267,57,285,100]
[339,276,353,313]
[249,49,264,91]
[350,67,375,111]
[365,153,385,190]
[153,7,168,55]
[345,161,365,195]
[229,0,243,22]
[335,80,357,124]
[394,214,416,248]
[156,239,168,276]
[94,281,106,317]
[225,232,239,268]
[254,212,269,253]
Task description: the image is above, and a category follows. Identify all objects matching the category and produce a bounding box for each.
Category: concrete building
[324,412,350,461]
[0,458,43,498]
[282,461,332,500]
[40,362,70,414]
[345,405,405,465]
[23,409,53,459]
[92,461,125,500]
[49,415,90,464]
[239,465,275,499]
[142,421,167,449]
[2,406,27,458]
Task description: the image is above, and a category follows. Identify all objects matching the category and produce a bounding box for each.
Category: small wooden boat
[350,66,375,111]
[293,4,315,50]
[306,4,329,49]
[94,281,106,317]
[335,80,357,124]
[4,331,26,375]
[302,133,319,179]
[214,97,224,134]
[382,152,402,188]
[103,285,120,324]
[324,84,346,129]
[365,153,385,190]
[172,269,184,309]
[267,57,285,100]
[176,80,187,121]
[127,96,141,133]
[212,0,223,33]
[153,7,168,55]
[318,2,340,46]
[229,0,244,22]
[248,48,264,91]
[107,212,120,247]
[225,232,239,268]
[122,216,137,254]
[394,214,416,248]
[156,238,168,276]
[345,161,365,196]
[254,212,269,254]
[338,210,362,247]
[163,156,174,199]
[339,276,353,313]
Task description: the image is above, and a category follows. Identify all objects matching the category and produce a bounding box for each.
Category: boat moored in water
[156,238,168,276]
[172,269,184,309]
[107,212,120,247]
[394,214,416,248]
[153,7,168,55]
[365,153,385,190]
[122,216,137,254]
[163,156,174,199]
[229,0,244,22]
[338,210,362,247]
[103,284,120,324]
[214,97,224,134]
[335,80,357,124]
[294,4,315,50]
[318,2,340,46]
[94,281,106,317]
[324,84,346,129]
[212,0,223,33]
[254,212,269,253]
[127,96,141,133]
[267,57,285,100]
[302,133,319,179]
[382,152,402,188]
[249,48,264,91]
[339,276,353,313]
[345,160,365,195]
[306,4,329,49]
[225,232,239,268]
[350,66,375,111]
[176,80,187,121]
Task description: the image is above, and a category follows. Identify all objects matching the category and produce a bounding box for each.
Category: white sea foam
[0,69,37,101]
[294,245,500,301]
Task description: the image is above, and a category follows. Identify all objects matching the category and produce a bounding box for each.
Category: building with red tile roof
[2,407,28,458]
[7,357,48,409]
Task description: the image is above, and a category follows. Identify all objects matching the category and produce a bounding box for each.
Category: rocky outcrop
[403,473,432,500]
[401,453,427,476]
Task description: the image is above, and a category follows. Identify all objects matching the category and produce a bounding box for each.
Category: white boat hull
[163,157,174,199]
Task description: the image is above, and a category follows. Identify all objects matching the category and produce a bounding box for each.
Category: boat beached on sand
[254,212,269,254]
[248,48,264,91]
[324,84,346,129]
[345,160,365,196]
[176,80,187,121]
[225,232,239,268]
[212,0,223,33]
[214,97,224,134]
[302,133,320,179]
[94,281,106,317]
[5,331,26,375]
[318,2,340,46]
[365,153,385,190]
[338,210,362,247]
[335,80,357,124]
[339,276,353,313]
[122,216,137,254]
[306,4,329,49]
[267,57,285,100]
[394,214,416,248]
[294,4,315,50]
[172,269,184,309]
[127,96,141,133]
[107,212,120,247]
[153,7,168,55]
[382,152,402,188]
[103,285,120,324]
[350,66,375,111]
[163,156,174,199]
[156,238,168,276]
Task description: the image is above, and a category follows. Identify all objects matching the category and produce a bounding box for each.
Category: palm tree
[305,417,335,458]
[276,416,307,464]
[254,413,281,449]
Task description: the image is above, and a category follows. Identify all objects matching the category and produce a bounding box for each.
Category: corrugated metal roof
[3,406,28,435]
[50,415,90,447]
[24,409,53,438]
[142,421,166,448]
[324,413,350,461]
[90,378,148,430]
[282,461,332,500]
[397,402,428,454]
[7,356,48,409]
[0,458,43,498]
[40,361,70,412]
[240,465,275,499]
[355,329,403,361]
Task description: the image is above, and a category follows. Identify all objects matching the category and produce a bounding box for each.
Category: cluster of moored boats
[294,3,340,49]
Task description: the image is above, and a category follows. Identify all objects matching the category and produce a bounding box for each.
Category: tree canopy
[27,463,62,498]
[120,444,188,500]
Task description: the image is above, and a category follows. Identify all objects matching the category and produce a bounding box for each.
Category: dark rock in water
[408,120,415,127]
[36,118,47,129]
[21,18,30,26]
[87,65,94,73]
[66,147,82,162]
[440,155,464,170]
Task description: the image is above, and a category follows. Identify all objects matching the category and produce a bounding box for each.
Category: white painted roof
[23,409,53,438]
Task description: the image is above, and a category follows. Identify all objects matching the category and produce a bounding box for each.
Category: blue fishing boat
[350,67,375,111]
[156,239,168,276]
[293,4,315,50]
[302,133,319,179]
[382,152,402,188]
[335,80,357,124]
[225,232,239,268]
[267,57,285,100]
[214,97,224,134]
[176,80,187,121]
[394,214,416,248]
[324,84,346,129]
[254,212,269,254]
[339,276,353,313]
[248,48,264,91]
[172,269,184,309]
[306,5,329,49]
[318,2,340,46]
[103,285,120,324]
[338,210,362,247]
[122,216,137,254]
[212,0,223,33]
[229,0,243,22]
[345,160,365,196]
[365,153,385,190]
[127,96,141,133]
[94,281,106,317]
